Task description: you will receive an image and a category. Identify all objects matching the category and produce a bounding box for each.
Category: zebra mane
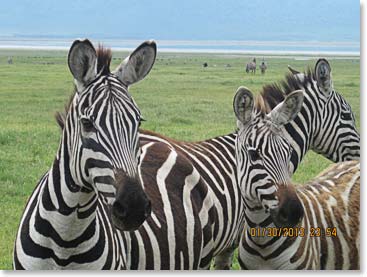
[96,44,112,76]
[55,91,75,130]
[55,45,112,130]
[260,67,314,111]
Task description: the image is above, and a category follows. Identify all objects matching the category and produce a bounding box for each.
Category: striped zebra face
[67,39,156,231]
[311,59,360,161]
[234,87,304,228]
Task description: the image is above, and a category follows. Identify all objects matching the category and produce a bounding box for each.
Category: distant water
[0,36,360,56]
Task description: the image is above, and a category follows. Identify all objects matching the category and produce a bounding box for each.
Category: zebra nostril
[113,201,127,219]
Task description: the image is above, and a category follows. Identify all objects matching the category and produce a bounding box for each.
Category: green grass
[0,49,360,269]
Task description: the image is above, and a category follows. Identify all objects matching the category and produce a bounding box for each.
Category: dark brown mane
[55,44,112,130]
[260,66,314,111]
[55,90,75,130]
[96,44,112,76]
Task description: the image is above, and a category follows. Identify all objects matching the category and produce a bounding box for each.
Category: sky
[0,0,360,42]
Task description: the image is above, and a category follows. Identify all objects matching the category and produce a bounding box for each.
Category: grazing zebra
[233,87,360,269]
[246,58,256,74]
[13,39,157,269]
[122,59,359,269]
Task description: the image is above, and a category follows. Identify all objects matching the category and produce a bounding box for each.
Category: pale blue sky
[0,0,360,41]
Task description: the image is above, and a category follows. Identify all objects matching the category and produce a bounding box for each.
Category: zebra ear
[315,59,333,96]
[233,87,254,125]
[268,90,304,126]
[114,40,157,86]
[68,39,97,92]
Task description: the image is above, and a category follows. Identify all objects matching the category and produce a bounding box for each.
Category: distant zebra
[123,59,359,269]
[259,59,267,74]
[13,39,157,269]
[232,87,359,269]
[7,56,13,64]
[246,58,256,74]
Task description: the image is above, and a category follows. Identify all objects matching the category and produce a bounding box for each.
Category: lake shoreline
[0,45,360,60]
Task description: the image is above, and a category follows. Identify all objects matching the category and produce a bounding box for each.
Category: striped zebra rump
[238,161,360,269]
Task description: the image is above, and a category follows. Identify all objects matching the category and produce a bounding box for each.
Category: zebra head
[65,39,156,231]
[294,59,360,161]
[233,87,305,228]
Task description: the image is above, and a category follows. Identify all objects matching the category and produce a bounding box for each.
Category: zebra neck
[31,154,100,256]
[40,135,96,221]
[287,86,320,172]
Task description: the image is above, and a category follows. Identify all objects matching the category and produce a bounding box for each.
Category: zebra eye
[249,149,261,162]
[341,112,352,121]
[80,117,95,133]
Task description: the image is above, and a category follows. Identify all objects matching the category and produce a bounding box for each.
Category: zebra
[123,59,359,269]
[276,59,360,170]
[13,39,157,269]
[246,58,256,74]
[233,87,359,269]
[259,58,267,74]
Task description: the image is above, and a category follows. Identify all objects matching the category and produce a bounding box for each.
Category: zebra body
[259,61,267,74]
[13,40,157,269]
[238,160,360,269]
[246,58,256,74]
[124,131,241,269]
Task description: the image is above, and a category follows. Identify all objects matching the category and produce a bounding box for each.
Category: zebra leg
[213,246,236,270]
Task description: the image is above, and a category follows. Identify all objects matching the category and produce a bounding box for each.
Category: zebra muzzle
[270,187,304,228]
[111,172,151,231]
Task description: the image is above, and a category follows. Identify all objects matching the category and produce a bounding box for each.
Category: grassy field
[0,49,360,269]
